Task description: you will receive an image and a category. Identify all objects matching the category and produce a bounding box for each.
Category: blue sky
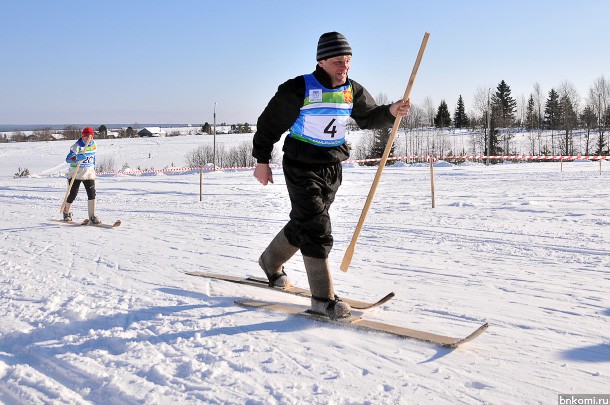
[1,0,608,126]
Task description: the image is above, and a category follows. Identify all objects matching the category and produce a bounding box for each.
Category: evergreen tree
[97,125,108,139]
[559,95,577,154]
[491,80,517,127]
[367,126,395,165]
[596,106,610,154]
[525,94,538,131]
[595,127,607,155]
[580,105,596,155]
[366,93,395,165]
[235,123,252,133]
[434,100,452,128]
[543,89,561,130]
[489,80,517,155]
[453,95,469,128]
[543,89,562,154]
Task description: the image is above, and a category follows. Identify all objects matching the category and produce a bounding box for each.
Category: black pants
[66,179,96,203]
[282,159,342,259]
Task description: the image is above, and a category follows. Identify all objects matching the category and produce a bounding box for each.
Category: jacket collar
[313,64,348,89]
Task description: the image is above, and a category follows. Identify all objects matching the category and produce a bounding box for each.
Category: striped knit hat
[316,32,352,61]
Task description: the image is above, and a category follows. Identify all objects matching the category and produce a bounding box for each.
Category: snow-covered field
[1,134,609,404]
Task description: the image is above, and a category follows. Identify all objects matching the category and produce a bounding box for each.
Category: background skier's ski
[81,219,121,228]
[53,219,121,228]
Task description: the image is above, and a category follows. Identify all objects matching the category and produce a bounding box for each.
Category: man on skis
[252,32,411,319]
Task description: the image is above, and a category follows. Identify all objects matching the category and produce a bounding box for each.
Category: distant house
[138,127,167,137]
[49,133,65,141]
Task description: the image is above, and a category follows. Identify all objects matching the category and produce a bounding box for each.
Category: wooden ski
[186,271,394,310]
[235,299,488,348]
[53,219,121,228]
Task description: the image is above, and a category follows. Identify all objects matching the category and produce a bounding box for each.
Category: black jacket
[252,65,395,166]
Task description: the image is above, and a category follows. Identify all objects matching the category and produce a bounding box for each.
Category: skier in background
[62,126,101,224]
[252,32,411,319]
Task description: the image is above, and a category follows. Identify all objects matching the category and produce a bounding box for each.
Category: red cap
[82,126,94,138]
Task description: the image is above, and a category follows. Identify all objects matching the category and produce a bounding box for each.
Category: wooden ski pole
[340,32,430,273]
[60,135,93,213]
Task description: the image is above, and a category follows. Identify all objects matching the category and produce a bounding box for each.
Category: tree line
[360,75,609,160]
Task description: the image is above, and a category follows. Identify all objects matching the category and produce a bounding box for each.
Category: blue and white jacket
[65,138,97,180]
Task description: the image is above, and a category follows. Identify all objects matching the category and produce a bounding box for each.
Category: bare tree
[63,125,81,140]
[32,127,53,141]
[400,103,426,158]
[403,103,426,129]
[532,82,545,154]
[516,94,527,128]
[472,87,489,120]
[353,130,376,161]
[96,156,116,173]
[558,81,580,111]
[226,142,256,168]
[422,96,435,127]
[186,145,215,167]
[472,86,491,155]
[11,131,26,142]
[588,75,610,154]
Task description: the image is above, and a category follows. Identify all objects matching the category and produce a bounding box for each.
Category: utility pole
[213,102,217,171]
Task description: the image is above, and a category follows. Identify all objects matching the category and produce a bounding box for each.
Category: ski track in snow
[0,135,609,404]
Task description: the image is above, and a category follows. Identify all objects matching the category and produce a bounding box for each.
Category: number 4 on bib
[324,118,337,138]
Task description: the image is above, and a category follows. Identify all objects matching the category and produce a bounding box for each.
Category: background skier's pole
[340,32,430,273]
[60,135,93,213]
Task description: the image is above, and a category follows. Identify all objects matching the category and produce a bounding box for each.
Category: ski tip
[445,322,490,348]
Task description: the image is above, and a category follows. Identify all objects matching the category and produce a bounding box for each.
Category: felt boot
[259,227,299,287]
[303,256,351,319]
[62,203,73,222]
[88,199,101,225]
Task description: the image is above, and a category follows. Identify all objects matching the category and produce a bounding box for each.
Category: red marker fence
[97,154,608,177]
[93,154,608,204]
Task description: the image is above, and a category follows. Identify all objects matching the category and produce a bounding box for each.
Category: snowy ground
[1,135,609,404]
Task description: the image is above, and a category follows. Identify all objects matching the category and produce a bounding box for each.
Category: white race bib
[302,115,348,142]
